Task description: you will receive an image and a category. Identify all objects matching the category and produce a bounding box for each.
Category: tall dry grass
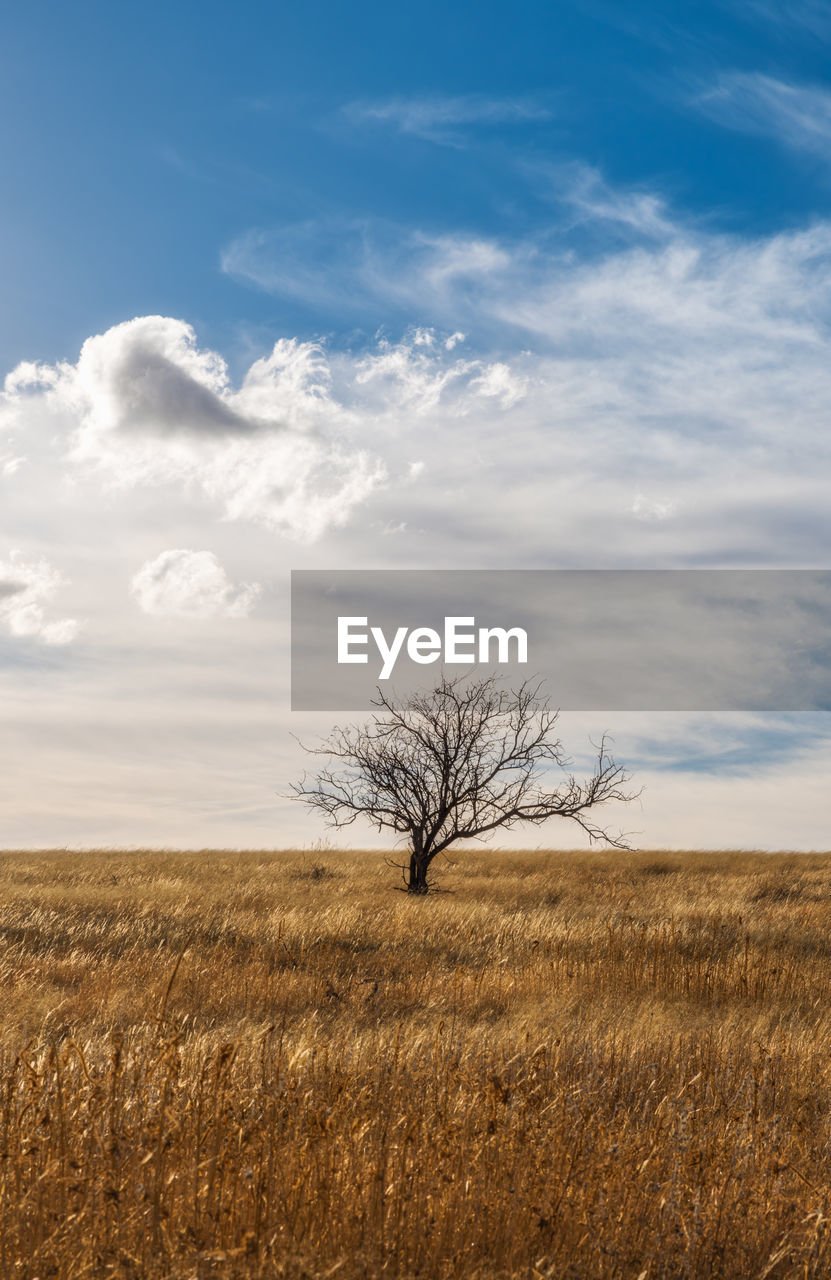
[2,847,831,1278]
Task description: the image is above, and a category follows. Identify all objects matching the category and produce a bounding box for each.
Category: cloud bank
[4,170,831,592]
[4,162,831,845]
[218,184,831,567]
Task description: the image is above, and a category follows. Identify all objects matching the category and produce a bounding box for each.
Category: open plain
[1,847,831,1279]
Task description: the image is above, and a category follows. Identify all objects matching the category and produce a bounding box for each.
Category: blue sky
[3,0,831,368]
[2,0,831,848]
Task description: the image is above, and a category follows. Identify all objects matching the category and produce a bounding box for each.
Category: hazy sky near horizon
[3,0,831,849]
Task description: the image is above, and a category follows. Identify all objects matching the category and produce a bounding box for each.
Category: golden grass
[2,846,831,1278]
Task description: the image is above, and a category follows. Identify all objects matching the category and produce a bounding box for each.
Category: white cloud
[220,220,515,316]
[693,72,831,158]
[3,316,384,542]
[555,163,675,238]
[219,200,831,573]
[0,551,78,644]
[352,330,524,415]
[7,166,831,847]
[1,451,25,475]
[8,172,831,849]
[130,549,261,619]
[71,314,245,437]
[469,362,528,407]
[735,0,831,40]
[342,93,553,145]
[632,494,676,523]
[221,200,831,371]
[9,179,831,577]
[11,177,831,575]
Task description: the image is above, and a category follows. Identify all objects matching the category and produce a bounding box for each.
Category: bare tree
[292,674,638,894]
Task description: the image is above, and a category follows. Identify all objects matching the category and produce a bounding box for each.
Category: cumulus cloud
[342,93,553,145]
[0,552,78,644]
[3,317,384,542]
[130,549,261,619]
[351,329,527,416]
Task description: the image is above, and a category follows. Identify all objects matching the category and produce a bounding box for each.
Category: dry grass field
[2,847,831,1279]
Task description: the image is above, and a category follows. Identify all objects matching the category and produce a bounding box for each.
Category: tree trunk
[406,835,430,894]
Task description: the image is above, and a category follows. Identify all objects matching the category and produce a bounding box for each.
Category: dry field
[2,847,831,1279]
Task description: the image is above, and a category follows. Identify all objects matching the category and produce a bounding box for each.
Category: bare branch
[292,674,638,893]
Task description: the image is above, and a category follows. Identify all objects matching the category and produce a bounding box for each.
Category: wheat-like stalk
[0,847,830,1277]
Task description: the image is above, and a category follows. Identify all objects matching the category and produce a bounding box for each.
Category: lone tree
[292,674,638,894]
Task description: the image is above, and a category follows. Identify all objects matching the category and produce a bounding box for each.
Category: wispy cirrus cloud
[532,161,676,239]
[222,199,831,359]
[220,218,517,316]
[733,0,831,40]
[220,163,679,318]
[693,71,831,158]
[342,92,554,146]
